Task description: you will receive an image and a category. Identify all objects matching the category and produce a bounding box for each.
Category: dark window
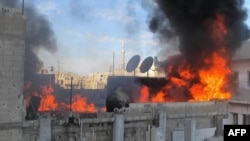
[243,115,250,125]
[233,113,238,125]
[248,71,250,86]
[233,72,239,84]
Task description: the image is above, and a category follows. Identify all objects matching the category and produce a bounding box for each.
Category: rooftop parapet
[128,100,228,118]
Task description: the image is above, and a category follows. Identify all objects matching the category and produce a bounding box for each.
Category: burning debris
[25,83,106,119]
[70,94,97,113]
[138,0,250,102]
[38,85,58,111]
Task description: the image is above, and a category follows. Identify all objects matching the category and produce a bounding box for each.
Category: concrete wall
[231,59,250,90]
[223,100,250,126]
[0,7,26,141]
[172,127,216,141]
[21,101,228,141]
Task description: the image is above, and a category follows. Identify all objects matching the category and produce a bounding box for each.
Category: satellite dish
[140,56,153,73]
[126,55,140,72]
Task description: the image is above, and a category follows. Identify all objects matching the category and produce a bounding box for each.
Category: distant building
[82,72,109,89]
[222,40,250,129]
[54,72,83,89]
[231,40,250,94]
[38,56,166,90]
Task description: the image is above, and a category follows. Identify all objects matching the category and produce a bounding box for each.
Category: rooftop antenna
[121,40,126,75]
[113,52,115,76]
[57,60,60,74]
[69,77,73,115]
[22,0,24,15]
[68,76,75,124]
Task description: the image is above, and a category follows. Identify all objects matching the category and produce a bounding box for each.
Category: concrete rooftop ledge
[229,99,250,105]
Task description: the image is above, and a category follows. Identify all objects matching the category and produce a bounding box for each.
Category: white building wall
[223,100,250,126]
[172,128,216,141]
[237,114,244,125]
[231,59,250,90]
[223,113,234,126]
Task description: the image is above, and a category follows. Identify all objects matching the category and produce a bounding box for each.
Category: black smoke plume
[149,0,249,66]
[141,0,250,101]
[0,0,57,81]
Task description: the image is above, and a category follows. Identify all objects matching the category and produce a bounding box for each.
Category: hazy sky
[26,0,250,76]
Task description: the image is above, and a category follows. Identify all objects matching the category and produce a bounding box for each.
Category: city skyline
[33,0,161,76]
[3,0,250,76]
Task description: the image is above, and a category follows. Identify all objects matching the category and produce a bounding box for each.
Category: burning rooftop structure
[1,0,250,141]
[135,0,250,102]
[105,0,250,112]
[25,0,250,115]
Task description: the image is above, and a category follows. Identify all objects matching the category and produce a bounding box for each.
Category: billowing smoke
[0,0,57,81]
[0,0,18,7]
[139,0,250,101]
[149,0,249,65]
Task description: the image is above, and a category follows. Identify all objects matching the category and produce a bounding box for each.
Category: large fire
[70,94,96,113]
[189,49,231,101]
[38,85,58,111]
[25,84,104,113]
[139,13,232,102]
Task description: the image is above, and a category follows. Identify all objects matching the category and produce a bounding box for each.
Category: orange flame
[189,50,231,101]
[178,60,195,80]
[138,13,231,103]
[189,13,231,101]
[101,106,107,112]
[170,77,188,87]
[151,91,166,102]
[38,85,58,111]
[71,94,96,113]
[138,86,150,102]
[25,83,100,113]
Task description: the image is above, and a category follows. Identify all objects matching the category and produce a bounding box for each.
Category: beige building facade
[48,56,166,89]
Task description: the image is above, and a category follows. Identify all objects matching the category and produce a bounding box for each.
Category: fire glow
[139,13,232,102]
[26,84,104,113]
[70,94,96,113]
[38,85,58,111]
